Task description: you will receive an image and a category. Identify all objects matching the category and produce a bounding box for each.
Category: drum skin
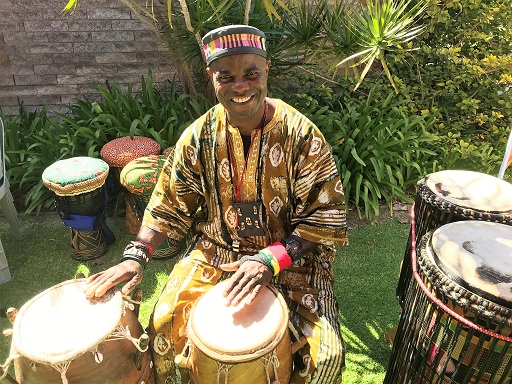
[10,280,155,384]
[184,281,292,384]
[396,170,512,306]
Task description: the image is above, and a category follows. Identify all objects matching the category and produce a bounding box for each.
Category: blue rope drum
[42,157,116,260]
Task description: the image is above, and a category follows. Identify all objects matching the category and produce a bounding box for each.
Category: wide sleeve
[142,123,204,241]
[289,124,348,247]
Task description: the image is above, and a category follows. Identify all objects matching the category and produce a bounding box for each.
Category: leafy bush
[283,86,437,221]
[2,73,212,213]
[356,0,512,175]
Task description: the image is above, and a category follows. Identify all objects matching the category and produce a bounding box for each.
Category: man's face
[207,54,270,126]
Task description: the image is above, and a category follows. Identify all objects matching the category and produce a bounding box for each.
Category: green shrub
[2,73,212,213]
[284,86,437,221]
[355,0,512,175]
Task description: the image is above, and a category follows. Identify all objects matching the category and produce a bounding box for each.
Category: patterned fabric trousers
[147,251,345,384]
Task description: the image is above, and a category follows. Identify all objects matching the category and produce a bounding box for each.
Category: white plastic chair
[0,117,22,240]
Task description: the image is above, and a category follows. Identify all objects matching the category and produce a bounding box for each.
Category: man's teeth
[232,96,251,103]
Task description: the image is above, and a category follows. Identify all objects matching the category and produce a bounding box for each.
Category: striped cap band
[202,25,267,65]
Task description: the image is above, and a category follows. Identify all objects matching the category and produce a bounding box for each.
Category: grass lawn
[0,207,409,383]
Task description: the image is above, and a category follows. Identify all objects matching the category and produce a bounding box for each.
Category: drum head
[425,170,512,212]
[431,221,512,307]
[188,280,288,362]
[13,279,123,365]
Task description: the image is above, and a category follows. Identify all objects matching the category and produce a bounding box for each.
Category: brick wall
[0,0,177,116]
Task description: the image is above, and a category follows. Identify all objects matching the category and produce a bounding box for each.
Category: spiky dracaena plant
[336,0,428,93]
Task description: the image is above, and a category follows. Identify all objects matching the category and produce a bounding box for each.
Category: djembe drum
[100,136,161,235]
[2,279,154,384]
[42,157,115,260]
[396,170,512,307]
[385,220,512,384]
[176,280,292,384]
[120,155,176,260]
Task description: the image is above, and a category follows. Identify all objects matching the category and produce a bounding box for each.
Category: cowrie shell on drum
[94,350,104,363]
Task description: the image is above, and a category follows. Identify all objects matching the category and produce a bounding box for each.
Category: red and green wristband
[259,242,292,275]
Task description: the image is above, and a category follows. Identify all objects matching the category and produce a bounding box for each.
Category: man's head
[202,25,270,131]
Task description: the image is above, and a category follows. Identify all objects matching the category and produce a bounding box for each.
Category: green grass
[0,209,408,383]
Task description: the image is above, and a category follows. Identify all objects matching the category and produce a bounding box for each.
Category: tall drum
[396,170,512,306]
[1,279,154,384]
[120,155,176,260]
[100,136,161,235]
[385,221,512,384]
[176,280,292,384]
[42,157,115,260]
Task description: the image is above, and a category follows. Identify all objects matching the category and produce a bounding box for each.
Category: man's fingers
[219,262,239,271]
[246,284,262,305]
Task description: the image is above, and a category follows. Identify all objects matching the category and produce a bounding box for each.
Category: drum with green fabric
[42,157,116,260]
[100,136,161,235]
[120,154,176,259]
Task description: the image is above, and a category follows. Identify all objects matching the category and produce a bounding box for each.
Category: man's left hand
[219,260,272,306]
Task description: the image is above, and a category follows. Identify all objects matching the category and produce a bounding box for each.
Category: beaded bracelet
[121,240,152,269]
[259,248,282,276]
[238,253,274,275]
[121,255,147,270]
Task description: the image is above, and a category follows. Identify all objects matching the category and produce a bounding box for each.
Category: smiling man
[85,25,349,384]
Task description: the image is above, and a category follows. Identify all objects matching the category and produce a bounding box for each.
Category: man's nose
[231,78,249,91]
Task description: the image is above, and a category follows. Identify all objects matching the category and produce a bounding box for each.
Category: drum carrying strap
[61,186,115,245]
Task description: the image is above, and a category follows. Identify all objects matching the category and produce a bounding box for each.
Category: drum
[100,136,161,235]
[396,170,512,306]
[177,280,292,384]
[120,155,174,259]
[2,279,154,384]
[384,220,512,384]
[42,157,116,260]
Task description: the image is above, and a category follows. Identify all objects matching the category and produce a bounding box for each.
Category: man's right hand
[84,260,143,299]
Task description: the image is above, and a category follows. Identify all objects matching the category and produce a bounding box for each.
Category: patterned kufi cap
[202,25,267,66]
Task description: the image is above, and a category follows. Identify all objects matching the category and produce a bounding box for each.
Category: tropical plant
[2,73,212,214]
[284,86,438,221]
[335,0,428,92]
[356,0,512,175]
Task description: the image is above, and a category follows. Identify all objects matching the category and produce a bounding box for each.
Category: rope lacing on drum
[410,204,512,342]
[417,233,512,327]
[261,349,280,384]
[51,360,71,384]
[1,341,22,380]
[216,362,233,384]
[418,182,512,224]
[108,324,150,353]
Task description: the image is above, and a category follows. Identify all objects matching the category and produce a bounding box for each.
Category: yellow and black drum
[100,136,161,235]
[42,157,115,260]
[396,170,512,307]
[385,220,512,384]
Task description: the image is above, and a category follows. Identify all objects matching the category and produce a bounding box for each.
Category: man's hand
[220,260,272,306]
[84,260,143,299]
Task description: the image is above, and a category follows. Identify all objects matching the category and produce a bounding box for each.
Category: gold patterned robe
[144,98,348,384]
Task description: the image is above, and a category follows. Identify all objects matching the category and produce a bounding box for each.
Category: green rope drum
[42,157,116,260]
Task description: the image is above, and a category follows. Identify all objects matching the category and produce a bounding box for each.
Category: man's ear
[265,61,271,74]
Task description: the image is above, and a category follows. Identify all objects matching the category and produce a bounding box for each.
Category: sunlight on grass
[0,212,411,384]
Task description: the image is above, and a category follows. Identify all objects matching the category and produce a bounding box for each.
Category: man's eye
[218,75,232,81]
